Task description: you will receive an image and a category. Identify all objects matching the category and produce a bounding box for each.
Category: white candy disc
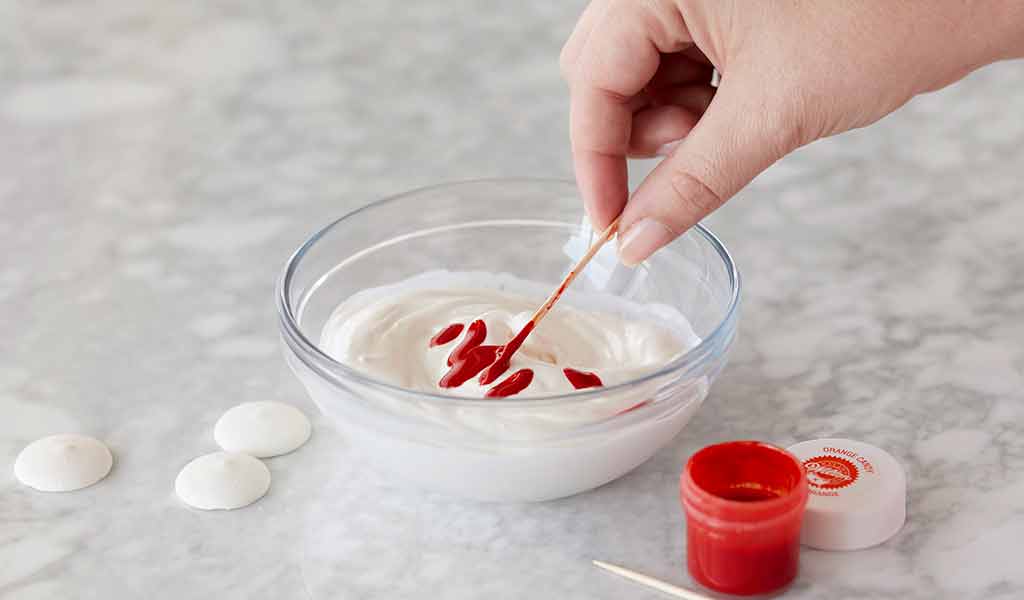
[214,401,311,458]
[175,452,270,510]
[14,434,113,492]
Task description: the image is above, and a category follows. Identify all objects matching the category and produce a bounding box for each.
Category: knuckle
[665,167,723,224]
[770,86,827,150]
[640,0,688,52]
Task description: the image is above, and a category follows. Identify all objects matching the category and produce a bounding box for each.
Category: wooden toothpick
[528,216,621,329]
[592,560,713,600]
[481,217,622,376]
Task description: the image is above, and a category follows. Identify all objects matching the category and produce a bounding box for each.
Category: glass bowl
[276,179,740,502]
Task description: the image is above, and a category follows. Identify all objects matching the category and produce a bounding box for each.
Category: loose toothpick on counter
[592,560,714,600]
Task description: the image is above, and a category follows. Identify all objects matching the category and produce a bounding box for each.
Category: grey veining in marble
[2,2,1024,599]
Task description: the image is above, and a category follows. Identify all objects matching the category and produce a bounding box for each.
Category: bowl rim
[276,177,741,407]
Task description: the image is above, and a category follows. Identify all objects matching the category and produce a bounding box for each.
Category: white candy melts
[175,451,270,510]
[14,434,113,492]
[213,401,311,458]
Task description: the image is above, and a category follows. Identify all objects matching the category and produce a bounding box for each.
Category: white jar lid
[787,438,906,551]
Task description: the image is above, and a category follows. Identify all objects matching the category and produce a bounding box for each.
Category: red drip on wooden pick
[437,319,536,395]
[477,321,534,385]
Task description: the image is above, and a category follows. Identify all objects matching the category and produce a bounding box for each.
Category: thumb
[617,77,802,266]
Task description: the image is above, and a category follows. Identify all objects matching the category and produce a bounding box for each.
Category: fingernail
[617,218,674,266]
[655,140,682,157]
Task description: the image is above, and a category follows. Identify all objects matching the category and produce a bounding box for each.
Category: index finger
[568,3,685,229]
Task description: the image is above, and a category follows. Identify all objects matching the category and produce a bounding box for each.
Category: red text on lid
[803,455,859,490]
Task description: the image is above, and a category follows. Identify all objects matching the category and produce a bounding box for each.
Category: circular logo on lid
[803,455,858,490]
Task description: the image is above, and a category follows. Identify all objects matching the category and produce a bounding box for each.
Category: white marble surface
[3,2,1024,599]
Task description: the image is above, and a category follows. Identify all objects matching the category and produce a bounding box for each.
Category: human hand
[561,0,1024,265]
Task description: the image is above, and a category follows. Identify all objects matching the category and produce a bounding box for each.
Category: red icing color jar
[680,441,808,596]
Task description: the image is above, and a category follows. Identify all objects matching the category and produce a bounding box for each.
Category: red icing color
[446,320,487,366]
[484,369,535,398]
[563,368,603,389]
[435,317,604,399]
[439,345,500,388]
[438,320,501,388]
[429,323,464,347]
[478,321,535,385]
[681,441,808,596]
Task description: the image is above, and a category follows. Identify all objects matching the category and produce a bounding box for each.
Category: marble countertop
[3,2,1023,599]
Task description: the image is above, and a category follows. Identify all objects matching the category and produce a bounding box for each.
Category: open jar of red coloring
[680,441,808,596]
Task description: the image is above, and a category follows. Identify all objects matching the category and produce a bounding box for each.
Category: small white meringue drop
[14,434,113,492]
[175,451,270,510]
[213,401,311,458]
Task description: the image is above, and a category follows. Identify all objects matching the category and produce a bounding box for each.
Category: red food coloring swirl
[438,320,500,388]
[477,321,534,385]
[446,320,488,366]
[484,369,535,398]
[434,319,603,398]
[429,323,464,347]
[563,368,603,390]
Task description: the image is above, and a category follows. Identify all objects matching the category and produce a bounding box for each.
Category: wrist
[910,1,1024,96]
[964,1,1024,66]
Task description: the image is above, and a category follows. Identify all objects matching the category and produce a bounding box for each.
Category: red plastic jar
[680,441,809,596]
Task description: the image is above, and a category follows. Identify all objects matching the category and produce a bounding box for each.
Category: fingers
[649,82,715,114]
[647,53,714,91]
[559,0,613,79]
[625,55,715,117]
[570,91,633,231]
[568,2,691,230]
[628,105,698,157]
[628,83,715,157]
[618,78,802,265]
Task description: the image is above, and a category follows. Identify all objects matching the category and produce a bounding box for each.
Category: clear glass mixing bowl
[277,179,740,502]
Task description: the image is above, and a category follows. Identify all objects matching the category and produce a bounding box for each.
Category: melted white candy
[14,434,113,492]
[214,401,311,458]
[320,277,696,398]
[304,273,708,500]
[175,452,270,510]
